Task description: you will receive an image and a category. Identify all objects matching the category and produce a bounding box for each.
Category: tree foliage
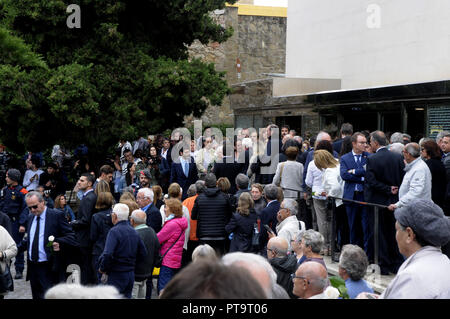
[0,0,235,157]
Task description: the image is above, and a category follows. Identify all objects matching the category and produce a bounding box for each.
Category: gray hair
[187,184,197,197]
[316,131,331,143]
[370,131,388,146]
[138,187,154,202]
[294,230,305,243]
[436,131,450,142]
[302,229,324,254]
[112,203,129,221]
[390,132,404,144]
[195,180,206,193]
[205,173,217,188]
[130,209,147,224]
[222,252,277,299]
[191,244,217,262]
[405,143,420,158]
[281,199,298,216]
[45,283,122,299]
[338,244,369,281]
[235,173,249,190]
[264,184,279,201]
[389,142,404,154]
[25,191,45,203]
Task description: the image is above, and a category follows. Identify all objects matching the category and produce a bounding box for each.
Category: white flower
[324,286,340,299]
[48,235,55,242]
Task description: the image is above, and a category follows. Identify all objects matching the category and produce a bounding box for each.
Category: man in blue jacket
[99,203,147,298]
[340,132,370,253]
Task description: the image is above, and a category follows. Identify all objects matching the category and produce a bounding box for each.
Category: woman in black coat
[225,192,258,253]
[90,191,115,283]
[421,140,447,209]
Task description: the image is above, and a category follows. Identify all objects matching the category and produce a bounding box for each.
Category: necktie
[356,155,363,192]
[183,161,189,177]
[31,216,40,262]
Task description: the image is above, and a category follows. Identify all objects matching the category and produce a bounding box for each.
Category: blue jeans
[107,271,134,298]
[157,266,179,294]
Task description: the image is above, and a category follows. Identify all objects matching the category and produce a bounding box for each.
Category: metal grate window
[427,106,450,139]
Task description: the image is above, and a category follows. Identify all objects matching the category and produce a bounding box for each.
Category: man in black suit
[136,187,162,233]
[170,147,198,201]
[19,191,78,299]
[364,130,405,275]
[333,123,353,154]
[252,124,282,185]
[213,141,245,195]
[71,173,97,285]
[259,184,281,257]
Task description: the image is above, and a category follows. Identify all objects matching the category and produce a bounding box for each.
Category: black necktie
[31,216,40,262]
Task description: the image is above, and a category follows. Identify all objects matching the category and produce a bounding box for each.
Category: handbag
[0,263,14,294]
[154,229,184,269]
[251,218,261,250]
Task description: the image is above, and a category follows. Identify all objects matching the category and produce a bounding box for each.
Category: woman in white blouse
[273,146,303,199]
[310,149,344,256]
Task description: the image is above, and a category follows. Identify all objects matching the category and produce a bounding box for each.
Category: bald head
[267,237,288,259]
[294,262,328,299]
[130,209,147,226]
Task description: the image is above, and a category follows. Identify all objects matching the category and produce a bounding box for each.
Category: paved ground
[5,255,394,299]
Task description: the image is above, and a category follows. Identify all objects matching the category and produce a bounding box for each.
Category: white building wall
[286,0,450,90]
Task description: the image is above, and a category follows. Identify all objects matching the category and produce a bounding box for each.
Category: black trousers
[79,247,96,285]
[28,261,54,300]
[366,207,404,273]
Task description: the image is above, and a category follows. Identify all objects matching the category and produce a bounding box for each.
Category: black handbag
[251,218,261,250]
[0,263,14,294]
[154,229,184,268]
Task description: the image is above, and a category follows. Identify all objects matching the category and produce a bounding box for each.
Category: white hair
[316,131,330,142]
[242,137,253,149]
[282,198,298,216]
[192,244,217,262]
[138,187,154,202]
[389,142,404,155]
[222,252,277,298]
[45,283,122,299]
[130,209,146,224]
[112,203,129,221]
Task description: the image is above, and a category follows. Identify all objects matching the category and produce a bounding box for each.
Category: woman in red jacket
[157,198,188,294]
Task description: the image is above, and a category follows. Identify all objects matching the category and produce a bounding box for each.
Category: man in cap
[0,168,28,279]
[380,199,450,298]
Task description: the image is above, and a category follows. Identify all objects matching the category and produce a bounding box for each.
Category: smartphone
[263,224,274,234]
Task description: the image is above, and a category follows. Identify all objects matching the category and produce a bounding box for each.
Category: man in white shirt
[23,157,44,191]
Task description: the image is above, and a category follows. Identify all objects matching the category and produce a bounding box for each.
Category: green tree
[0,0,235,159]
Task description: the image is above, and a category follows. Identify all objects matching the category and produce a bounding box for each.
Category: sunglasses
[28,205,39,210]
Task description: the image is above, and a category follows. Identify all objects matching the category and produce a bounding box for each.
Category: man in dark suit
[19,191,78,299]
[170,147,198,201]
[340,132,370,252]
[213,141,245,195]
[159,138,172,193]
[259,184,281,257]
[71,173,97,285]
[136,187,162,233]
[333,123,353,154]
[364,130,405,275]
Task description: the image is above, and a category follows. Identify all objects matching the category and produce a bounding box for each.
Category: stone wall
[184,6,287,128]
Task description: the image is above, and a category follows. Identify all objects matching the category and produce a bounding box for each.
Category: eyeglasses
[28,205,38,210]
[290,274,310,284]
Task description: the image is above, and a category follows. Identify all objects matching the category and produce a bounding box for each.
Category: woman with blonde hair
[225,192,258,253]
[152,185,164,209]
[54,194,76,222]
[313,149,344,256]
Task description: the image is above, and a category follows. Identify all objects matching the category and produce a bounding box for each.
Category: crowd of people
[1,123,450,299]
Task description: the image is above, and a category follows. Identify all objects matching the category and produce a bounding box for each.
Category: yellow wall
[226,3,287,17]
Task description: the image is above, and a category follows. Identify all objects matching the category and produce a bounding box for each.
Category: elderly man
[292,261,329,299]
[267,237,298,298]
[379,199,450,299]
[136,187,162,233]
[98,203,147,299]
[388,143,432,211]
[268,199,305,251]
[129,209,160,299]
[222,251,289,299]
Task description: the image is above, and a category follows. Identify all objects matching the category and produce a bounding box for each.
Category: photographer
[39,162,65,200]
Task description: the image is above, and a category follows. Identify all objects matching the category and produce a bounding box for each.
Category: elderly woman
[273,146,304,199]
[191,244,218,262]
[0,225,17,299]
[379,199,450,299]
[338,244,373,299]
[225,192,258,253]
[297,229,327,270]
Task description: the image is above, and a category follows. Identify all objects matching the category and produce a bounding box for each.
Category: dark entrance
[276,116,302,136]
